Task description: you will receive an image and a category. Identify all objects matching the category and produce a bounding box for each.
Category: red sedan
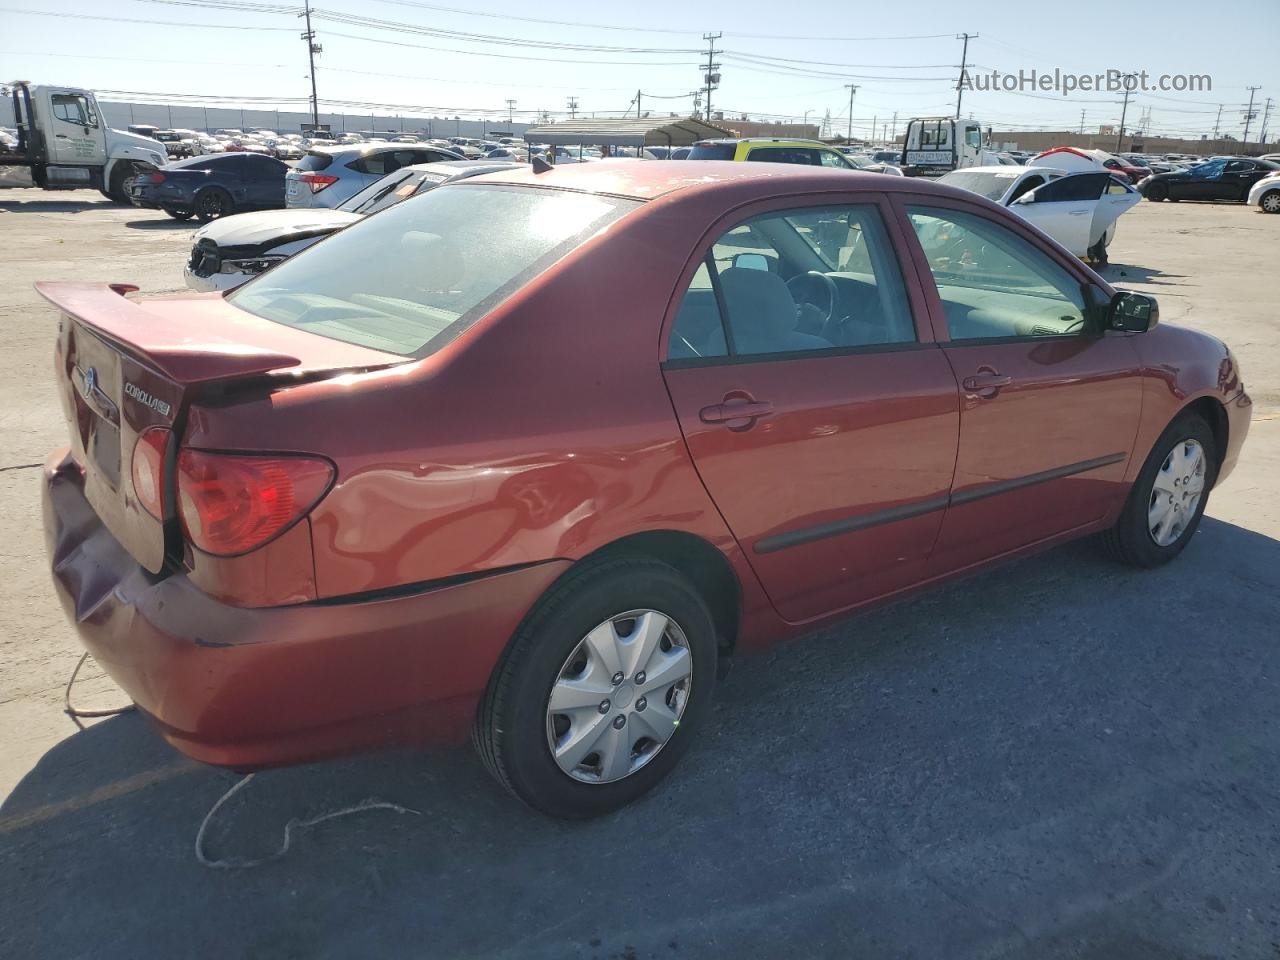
[41,162,1250,818]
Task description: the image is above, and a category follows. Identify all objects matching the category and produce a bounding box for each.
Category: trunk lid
[40,281,407,573]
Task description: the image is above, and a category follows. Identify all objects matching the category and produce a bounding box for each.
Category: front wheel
[1260,190,1280,214]
[107,161,145,205]
[474,558,718,818]
[1101,412,1217,568]
[1145,182,1168,202]
[164,208,194,221]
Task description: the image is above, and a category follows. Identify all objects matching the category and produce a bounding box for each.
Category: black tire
[164,208,194,221]
[1145,182,1168,202]
[194,187,234,222]
[474,557,718,819]
[1086,234,1109,266]
[1259,190,1280,214]
[1101,411,1217,568]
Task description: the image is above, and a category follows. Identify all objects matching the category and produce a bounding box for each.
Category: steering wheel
[786,271,839,331]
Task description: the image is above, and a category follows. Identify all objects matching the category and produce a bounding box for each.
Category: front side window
[230,186,636,358]
[667,204,915,360]
[51,94,95,127]
[907,207,1089,340]
[964,126,981,149]
[1188,159,1226,181]
[819,150,853,169]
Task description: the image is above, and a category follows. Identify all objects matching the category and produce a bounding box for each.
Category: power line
[0,5,294,29]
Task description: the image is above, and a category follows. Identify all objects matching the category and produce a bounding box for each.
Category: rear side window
[746,147,820,165]
[166,155,223,170]
[296,151,335,172]
[687,143,736,160]
[230,186,637,358]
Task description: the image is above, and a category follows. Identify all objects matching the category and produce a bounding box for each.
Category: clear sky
[2,0,1277,141]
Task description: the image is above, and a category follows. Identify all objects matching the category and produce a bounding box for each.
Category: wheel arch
[578,530,741,655]
[1185,395,1229,479]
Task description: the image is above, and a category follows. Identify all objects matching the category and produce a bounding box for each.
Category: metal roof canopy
[522,116,732,148]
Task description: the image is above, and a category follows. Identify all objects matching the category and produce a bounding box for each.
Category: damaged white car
[938,166,1141,265]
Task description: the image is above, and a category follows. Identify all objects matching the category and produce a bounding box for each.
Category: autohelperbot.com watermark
[961,69,1211,98]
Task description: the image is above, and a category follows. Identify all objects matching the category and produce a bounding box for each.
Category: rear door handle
[962,371,1013,398]
[699,399,774,425]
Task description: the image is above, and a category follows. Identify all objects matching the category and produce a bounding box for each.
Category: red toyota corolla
[41,161,1249,818]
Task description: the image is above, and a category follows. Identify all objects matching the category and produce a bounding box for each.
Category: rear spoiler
[36,281,302,385]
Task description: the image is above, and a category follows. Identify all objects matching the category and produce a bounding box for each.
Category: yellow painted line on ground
[0,762,200,836]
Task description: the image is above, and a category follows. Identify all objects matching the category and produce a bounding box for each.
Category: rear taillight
[146,172,166,184]
[176,450,333,556]
[131,427,170,519]
[300,172,339,193]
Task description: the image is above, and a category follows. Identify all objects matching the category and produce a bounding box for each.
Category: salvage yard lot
[0,189,1277,959]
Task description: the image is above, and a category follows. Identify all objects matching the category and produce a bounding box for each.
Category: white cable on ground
[195,772,421,869]
[63,650,135,730]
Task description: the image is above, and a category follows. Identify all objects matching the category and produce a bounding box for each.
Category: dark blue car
[128,153,289,222]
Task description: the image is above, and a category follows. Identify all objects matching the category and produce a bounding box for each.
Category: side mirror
[1109,291,1159,332]
[733,252,771,272]
[1012,191,1036,205]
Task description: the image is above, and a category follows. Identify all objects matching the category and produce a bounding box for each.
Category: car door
[1007,172,1109,256]
[242,155,286,208]
[1220,160,1257,200]
[661,198,960,623]
[46,90,106,167]
[898,199,1143,572]
[1092,177,1141,247]
[1179,159,1226,200]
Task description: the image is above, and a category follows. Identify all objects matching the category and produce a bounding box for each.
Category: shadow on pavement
[125,217,197,230]
[0,199,112,214]
[1098,262,1188,286]
[3,518,1279,960]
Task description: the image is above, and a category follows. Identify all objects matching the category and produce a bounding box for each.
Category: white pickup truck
[1,82,168,201]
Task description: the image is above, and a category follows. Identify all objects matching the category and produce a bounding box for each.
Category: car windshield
[229,185,637,358]
[938,170,1020,201]
[339,169,447,214]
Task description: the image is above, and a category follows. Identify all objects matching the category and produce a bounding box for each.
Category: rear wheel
[1101,412,1217,568]
[194,187,234,222]
[474,557,718,818]
[1145,182,1168,202]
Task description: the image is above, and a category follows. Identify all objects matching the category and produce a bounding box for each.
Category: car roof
[696,137,832,148]
[951,165,1066,177]
[462,158,950,202]
[307,143,452,156]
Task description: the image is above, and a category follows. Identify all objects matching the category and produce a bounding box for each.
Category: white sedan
[1247,171,1280,213]
[938,165,1141,264]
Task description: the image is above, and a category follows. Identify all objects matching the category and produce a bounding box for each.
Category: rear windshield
[688,143,737,160]
[296,151,335,172]
[229,185,637,358]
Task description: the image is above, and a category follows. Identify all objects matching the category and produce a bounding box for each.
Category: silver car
[284,143,462,208]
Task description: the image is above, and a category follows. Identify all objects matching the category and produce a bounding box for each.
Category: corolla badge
[124,381,173,418]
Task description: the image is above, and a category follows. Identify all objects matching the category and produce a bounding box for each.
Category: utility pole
[891,110,898,141]
[702,32,722,122]
[567,96,578,120]
[844,83,858,143]
[954,32,976,120]
[1115,72,1136,153]
[1079,109,1085,134]
[871,115,877,146]
[300,0,320,128]
[1260,97,1274,146]
[1242,86,1261,144]
[505,99,516,126]
[635,89,642,118]
[1212,103,1223,140]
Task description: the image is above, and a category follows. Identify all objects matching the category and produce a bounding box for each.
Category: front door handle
[699,398,774,427]
[962,369,1013,398]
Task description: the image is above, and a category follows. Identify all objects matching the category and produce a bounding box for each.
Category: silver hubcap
[1263,193,1280,213]
[545,609,692,784]
[1148,438,1206,547]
